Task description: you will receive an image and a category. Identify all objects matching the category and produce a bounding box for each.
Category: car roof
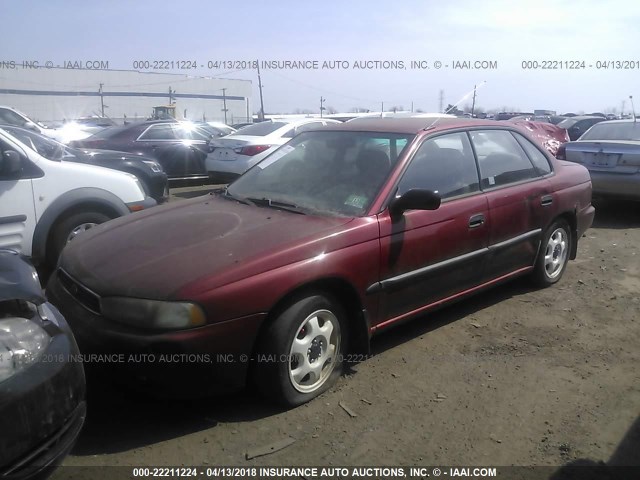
[265,118,341,126]
[565,115,605,120]
[314,117,515,134]
[594,119,639,124]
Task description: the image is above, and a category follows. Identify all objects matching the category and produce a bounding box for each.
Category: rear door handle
[541,194,553,206]
[469,213,485,228]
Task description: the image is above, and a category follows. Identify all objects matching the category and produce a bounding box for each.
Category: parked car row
[2,126,168,203]
[205,118,341,183]
[70,120,215,181]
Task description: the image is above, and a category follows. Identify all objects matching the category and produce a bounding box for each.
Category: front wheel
[531,219,572,287]
[252,294,347,407]
[48,211,111,267]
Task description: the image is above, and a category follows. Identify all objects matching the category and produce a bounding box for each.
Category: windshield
[556,118,579,129]
[227,130,415,217]
[86,125,130,139]
[230,121,287,137]
[1,125,71,160]
[580,122,640,141]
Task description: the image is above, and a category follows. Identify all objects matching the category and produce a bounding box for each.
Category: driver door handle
[469,213,485,228]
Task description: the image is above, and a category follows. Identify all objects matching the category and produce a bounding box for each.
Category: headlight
[142,160,163,173]
[100,297,206,330]
[133,177,145,194]
[0,317,51,384]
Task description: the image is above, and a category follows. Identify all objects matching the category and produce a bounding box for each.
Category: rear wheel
[532,219,571,287]
[48,212,111,267]
[252,293,347,407]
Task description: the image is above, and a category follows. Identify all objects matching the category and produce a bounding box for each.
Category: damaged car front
[0,250,86,480]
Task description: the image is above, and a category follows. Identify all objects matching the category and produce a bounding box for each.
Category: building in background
[0,65,252,125]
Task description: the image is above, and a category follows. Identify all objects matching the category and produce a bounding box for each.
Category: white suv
[0,126,156,267]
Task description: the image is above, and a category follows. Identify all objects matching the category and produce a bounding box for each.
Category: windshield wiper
[246,197,307,215]
[221,188,255,206]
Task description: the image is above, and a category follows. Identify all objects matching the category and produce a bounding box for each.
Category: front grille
[58,269,101,314]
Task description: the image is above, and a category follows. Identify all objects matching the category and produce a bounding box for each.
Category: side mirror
[0,150,23,177]
[389,189,441,219]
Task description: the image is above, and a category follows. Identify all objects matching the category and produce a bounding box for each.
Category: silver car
[205,118,340,184]
[557,119,640,200]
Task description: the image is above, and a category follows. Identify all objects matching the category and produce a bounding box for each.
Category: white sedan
[205,118,340,183]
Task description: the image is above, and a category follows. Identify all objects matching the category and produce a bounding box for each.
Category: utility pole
[439,89,444,113]
[381,102,384,116]
[99,83,105,117]
[320,96,325,117]
[411,101,414,113]
[221,88,228,124]
[471,84,477,117]
[257,60,265,121]
[169,87,174,104]
[621,100,625,117]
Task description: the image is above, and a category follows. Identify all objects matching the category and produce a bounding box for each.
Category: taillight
[556,143,566,160]
[233,145,271,156]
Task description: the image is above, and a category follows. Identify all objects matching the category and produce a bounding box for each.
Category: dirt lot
[52,192,639,476]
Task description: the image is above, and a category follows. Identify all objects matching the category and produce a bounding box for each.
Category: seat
[356,149,391,187]
[431,148,470,197]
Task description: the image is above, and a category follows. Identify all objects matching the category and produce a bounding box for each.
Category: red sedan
[47,118,595,406]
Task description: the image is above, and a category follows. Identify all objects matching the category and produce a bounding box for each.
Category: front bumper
[0,304,86,480]
[589,170,640,199]
[205,155,255,178]
[576,203,596,240]
[46,270,265,396]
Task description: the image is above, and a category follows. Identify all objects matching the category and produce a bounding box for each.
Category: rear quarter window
[513,132,552,175]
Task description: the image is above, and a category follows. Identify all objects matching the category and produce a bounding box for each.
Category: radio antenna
[425,81,487,130]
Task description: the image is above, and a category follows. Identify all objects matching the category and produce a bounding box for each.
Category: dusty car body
[557,119,640,200]
[0,250,86,479]
[511,120,570,157]
[47,118,595,407]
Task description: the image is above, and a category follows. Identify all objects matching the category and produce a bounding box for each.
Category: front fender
[31,188,130,265]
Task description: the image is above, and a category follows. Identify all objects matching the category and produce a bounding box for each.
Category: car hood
[60,194,354,299]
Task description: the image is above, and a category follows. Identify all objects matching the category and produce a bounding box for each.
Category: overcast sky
[2,0,639,114]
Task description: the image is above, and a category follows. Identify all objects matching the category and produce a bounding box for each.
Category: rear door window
[138,124,177,140]
[470,130,538,188]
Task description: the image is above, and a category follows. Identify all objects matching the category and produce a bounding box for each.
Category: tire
[48,212,111,267]
[531,218,572,287]
[252,293,348,407]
